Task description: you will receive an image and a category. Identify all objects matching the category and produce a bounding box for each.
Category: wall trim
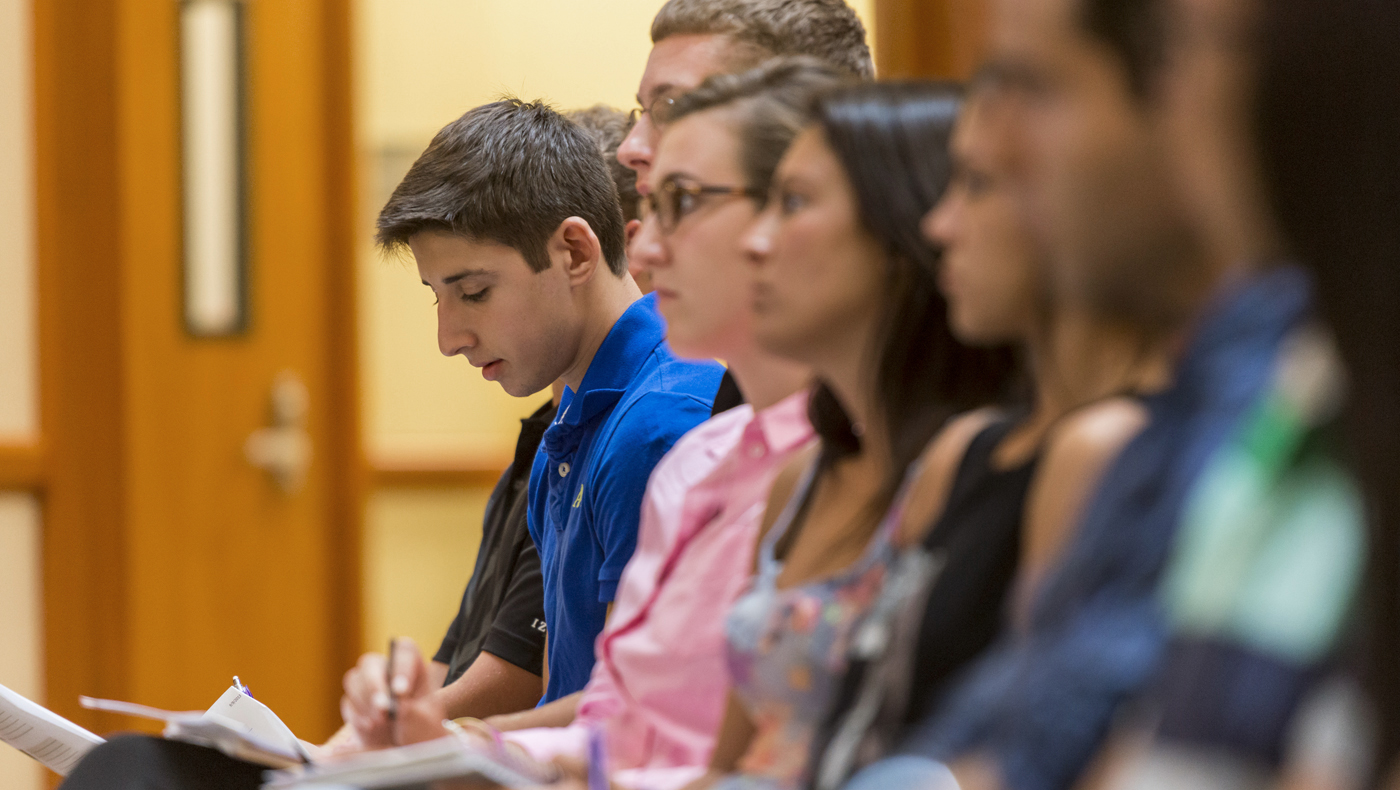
[371,464,503,489]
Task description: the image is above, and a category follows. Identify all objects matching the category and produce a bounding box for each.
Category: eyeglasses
[640,176,764,234]
[628,94,678,127]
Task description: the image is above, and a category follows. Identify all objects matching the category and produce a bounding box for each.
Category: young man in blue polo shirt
[372,99,722,715]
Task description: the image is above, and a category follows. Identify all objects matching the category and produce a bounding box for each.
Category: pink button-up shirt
[508,390,814,785]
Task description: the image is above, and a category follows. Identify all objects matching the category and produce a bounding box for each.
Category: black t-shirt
[711,369,746,416]
[433,401,556,684]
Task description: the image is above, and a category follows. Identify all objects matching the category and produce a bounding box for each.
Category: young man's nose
[617,117,657,193]
[437,316,478,358]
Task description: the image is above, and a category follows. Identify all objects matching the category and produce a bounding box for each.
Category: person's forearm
[708,691,757,773]
[486,690,582,732]
[431,650,544,721]
[427,660,449,690]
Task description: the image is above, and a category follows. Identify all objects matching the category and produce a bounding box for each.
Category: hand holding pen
[385,638,400,743]
[339,636,444,749]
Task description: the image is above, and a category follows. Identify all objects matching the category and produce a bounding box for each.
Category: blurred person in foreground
[1253,0,1400,784]
[839,0,1321,786]
[803,72,1173,789]
[1088,0,1398,787]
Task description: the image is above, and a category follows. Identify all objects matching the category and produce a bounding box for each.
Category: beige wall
[0,0,42,786]
[0,494,43,790]
[0,0,36,442]
[355,0,875,655]
[361,488,490,654]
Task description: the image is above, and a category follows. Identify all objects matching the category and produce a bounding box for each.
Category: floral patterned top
[718,462,915,790]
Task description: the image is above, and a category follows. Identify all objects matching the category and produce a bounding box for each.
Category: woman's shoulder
[896,408,1005,547]
[1015,395,1152,609]
[1040,395,1149,470]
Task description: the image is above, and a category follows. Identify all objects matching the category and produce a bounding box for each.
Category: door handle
[245,370,312,494]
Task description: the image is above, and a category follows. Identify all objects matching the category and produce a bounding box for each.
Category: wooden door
[875,0,990,80]
[36,0,361,743]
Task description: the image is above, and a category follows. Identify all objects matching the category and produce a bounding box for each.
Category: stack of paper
[263,734,556,789]
[0,683,105,776]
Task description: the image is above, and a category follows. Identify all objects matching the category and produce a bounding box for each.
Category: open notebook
[3,679,554,786]
[0,677,315,776]
[80,679,314,769]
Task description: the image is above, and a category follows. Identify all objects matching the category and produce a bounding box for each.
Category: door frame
[875,0,989,80]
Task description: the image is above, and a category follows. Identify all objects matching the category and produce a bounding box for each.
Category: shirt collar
[513,400,557,475]
[1174,263,1313,401]
[749,388,814,454]
[555,293,667,430]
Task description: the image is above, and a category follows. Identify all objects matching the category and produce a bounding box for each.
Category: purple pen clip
[233,676,254,699]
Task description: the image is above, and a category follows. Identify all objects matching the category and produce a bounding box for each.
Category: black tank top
[905,415,1038,723]
[805,415,1038,789]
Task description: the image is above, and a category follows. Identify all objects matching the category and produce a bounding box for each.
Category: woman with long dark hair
[806,79,1174,790]
[679,80,1016,790]
[692,71,1174,786]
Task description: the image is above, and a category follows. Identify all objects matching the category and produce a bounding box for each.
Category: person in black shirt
[318,407,559,754]
[428,401,554,701]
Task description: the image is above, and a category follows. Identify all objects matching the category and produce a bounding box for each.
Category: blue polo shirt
[528,293,723,702]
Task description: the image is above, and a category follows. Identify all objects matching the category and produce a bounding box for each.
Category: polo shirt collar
[545,294,667,456]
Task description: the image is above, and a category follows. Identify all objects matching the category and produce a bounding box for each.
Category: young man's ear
[550,216,606,285]
[624,218,642,247]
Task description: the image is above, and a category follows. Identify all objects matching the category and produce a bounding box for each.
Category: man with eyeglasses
[618,0,874,418]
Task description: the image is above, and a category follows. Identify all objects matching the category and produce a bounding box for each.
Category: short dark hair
[1079,0,1167,97]
[668,56,851,193]
[651,0,874,80]
[377,98,628,275]
[564,105,641,223]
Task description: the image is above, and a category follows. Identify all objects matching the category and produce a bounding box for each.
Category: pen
[385,637,399,739]
[587,725,608,790]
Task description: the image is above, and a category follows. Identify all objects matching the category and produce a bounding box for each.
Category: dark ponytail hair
[808,82,1017,487]
[1257,0,1400,781]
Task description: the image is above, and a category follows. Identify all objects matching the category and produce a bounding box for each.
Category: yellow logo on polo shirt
[573,485,584,508]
